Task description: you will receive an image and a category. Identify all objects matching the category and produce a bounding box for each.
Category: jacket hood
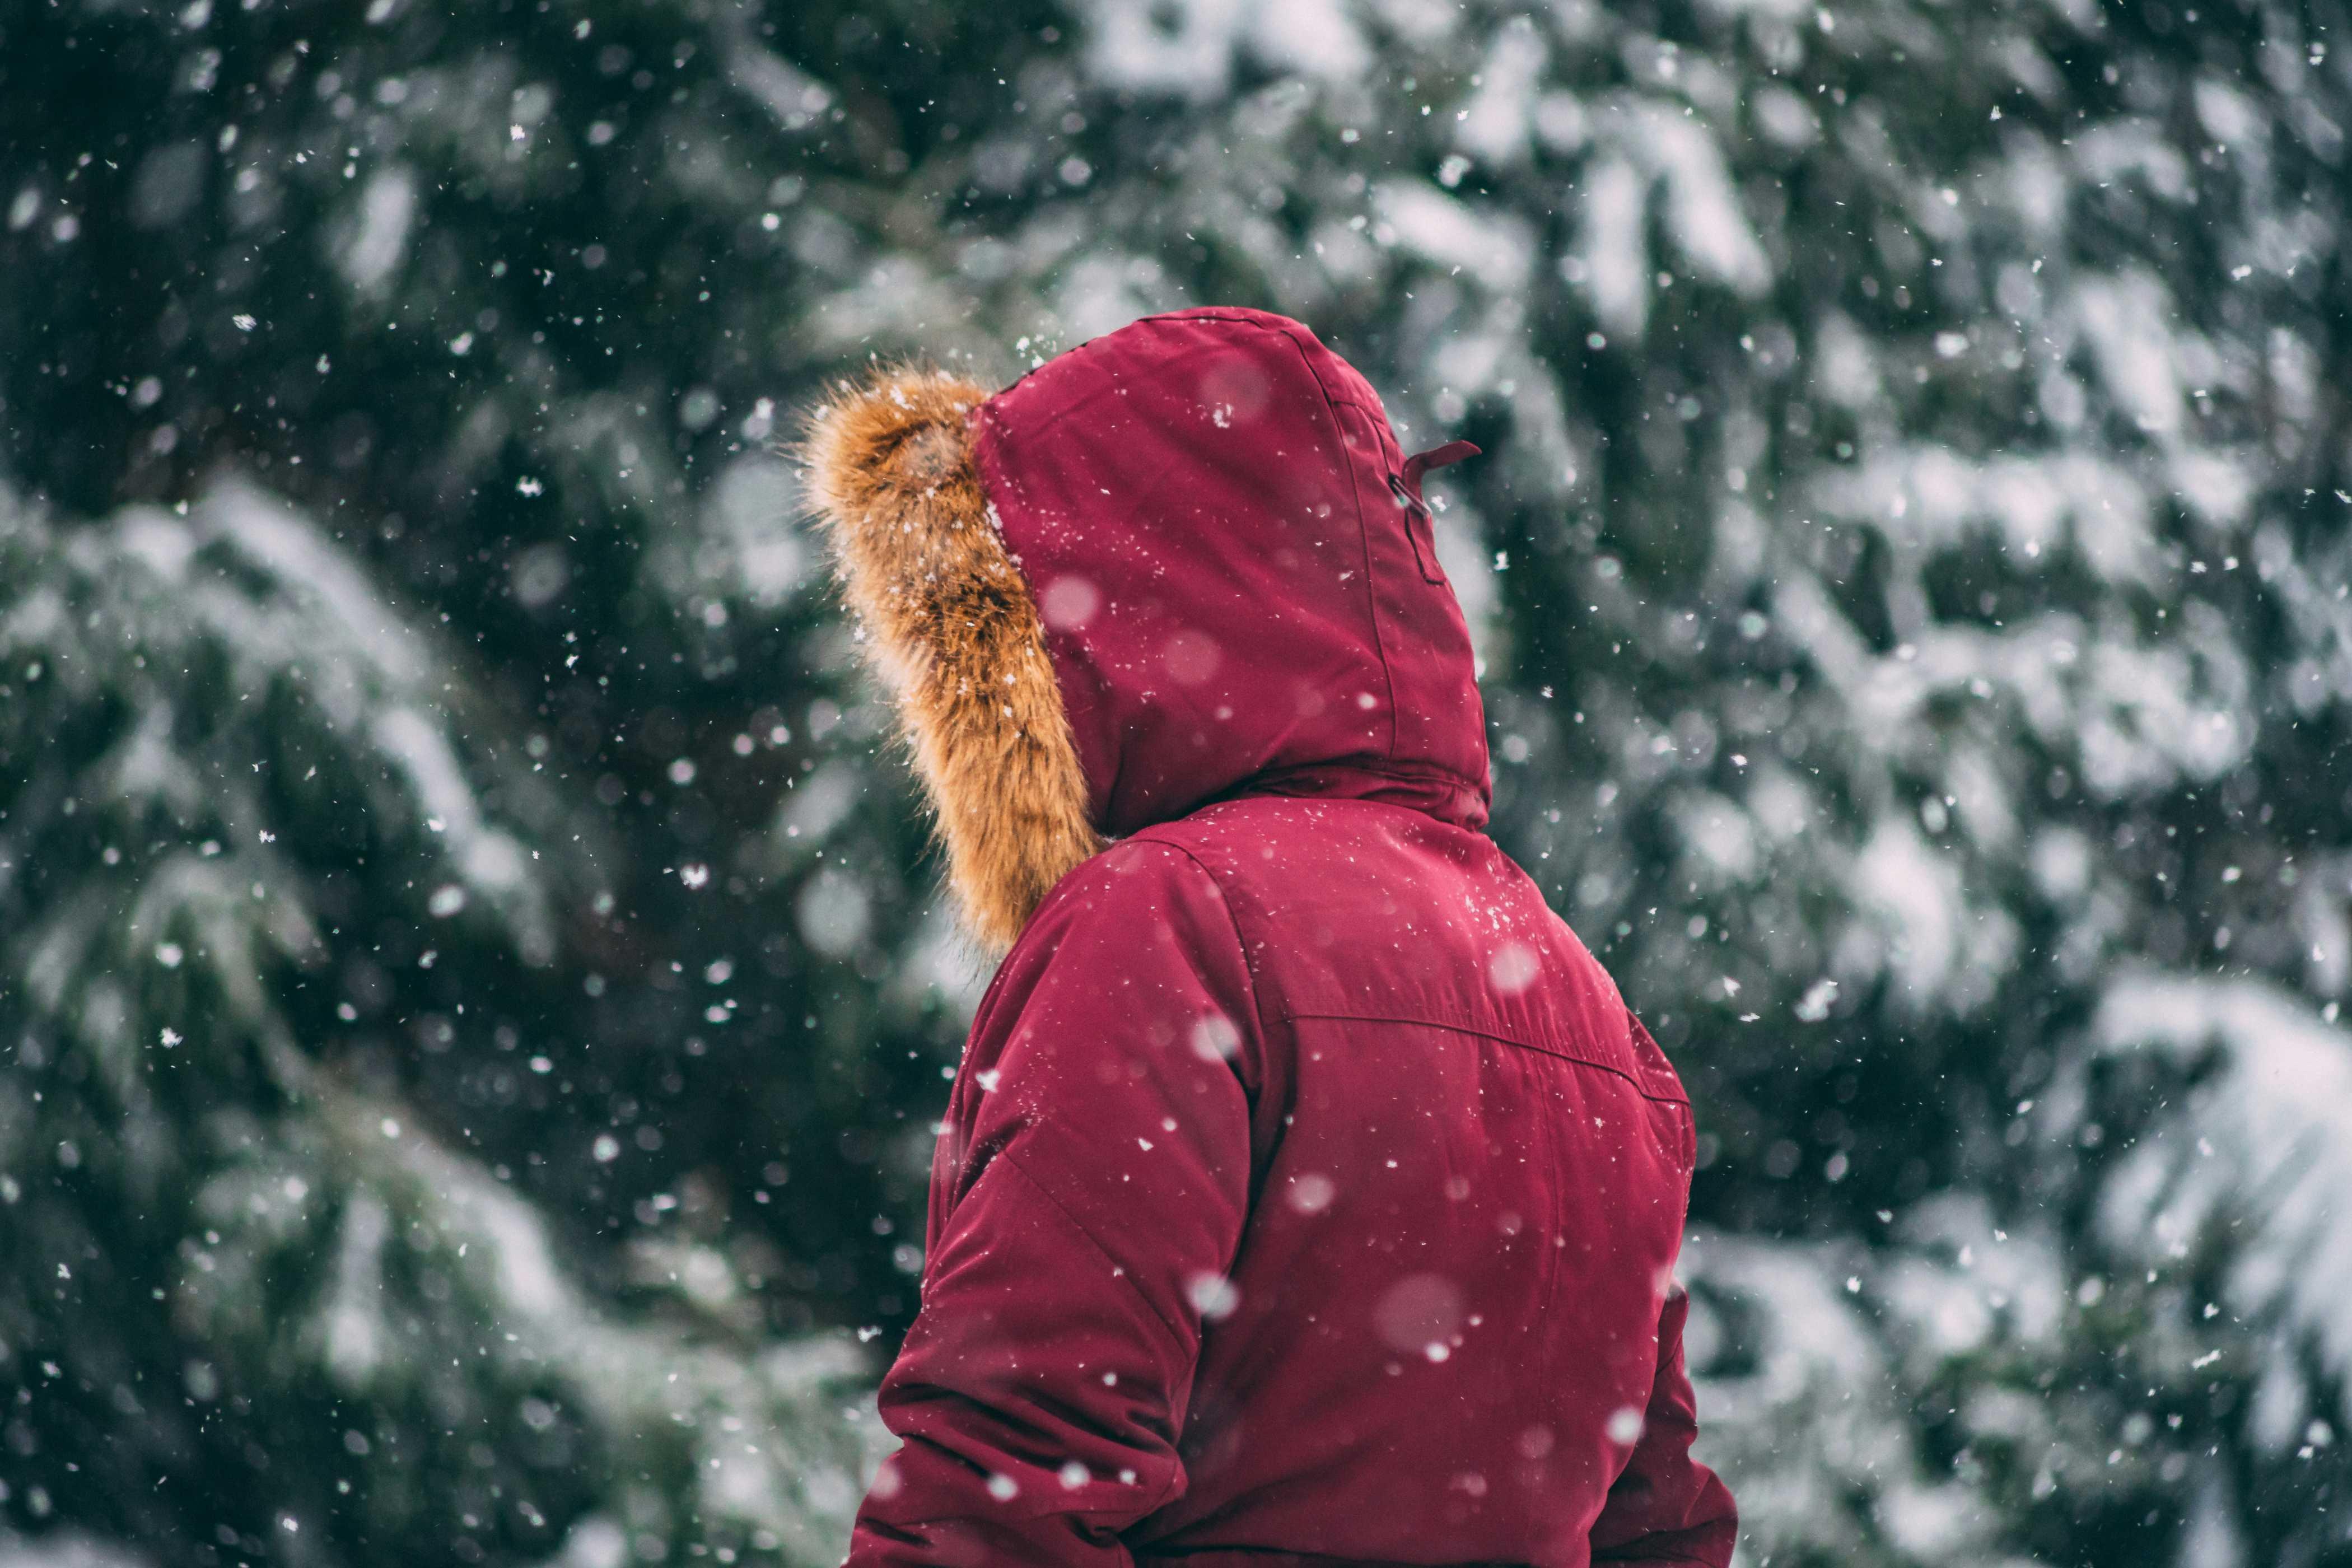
[805,306,1489,949]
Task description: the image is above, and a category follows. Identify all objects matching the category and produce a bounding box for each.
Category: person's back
[807,307,1735,1567]
[1116,793,1722,1565]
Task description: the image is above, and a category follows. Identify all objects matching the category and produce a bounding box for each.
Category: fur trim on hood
[801,370,1100,952]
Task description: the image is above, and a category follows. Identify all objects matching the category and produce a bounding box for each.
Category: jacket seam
[1529,1029,1571,1333]
[1152,840,1275,1067]
[1250,323,1400,758]
[1285,1009,1690,1105]
[1330,400,1403,760]
[874,1287,1190,1528]
[992,1148,1196,1355]
[991,1140,1197,1524]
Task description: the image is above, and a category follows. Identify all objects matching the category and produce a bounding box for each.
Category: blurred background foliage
[2,0,2349,1563]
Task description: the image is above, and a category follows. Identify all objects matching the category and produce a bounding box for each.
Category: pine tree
[0,479,869,1560]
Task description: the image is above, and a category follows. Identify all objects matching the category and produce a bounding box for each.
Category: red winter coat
[808,307,1735,1568]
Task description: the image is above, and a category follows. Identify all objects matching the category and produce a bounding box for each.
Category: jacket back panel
[1128,795,1696,1566]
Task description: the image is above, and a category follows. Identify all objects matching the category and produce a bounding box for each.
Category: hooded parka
[806,307,1735,1568]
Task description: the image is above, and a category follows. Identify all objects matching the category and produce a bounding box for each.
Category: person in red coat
[805,307,1737,1568]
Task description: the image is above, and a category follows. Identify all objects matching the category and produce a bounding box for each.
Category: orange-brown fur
[800,369,1102,953]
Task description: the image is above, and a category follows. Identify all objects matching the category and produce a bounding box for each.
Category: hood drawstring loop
[1389,440,1482,586]
[1389,439,1482,519]
[1400,440,1481,502]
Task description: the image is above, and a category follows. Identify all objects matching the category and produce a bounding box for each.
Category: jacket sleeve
[846,841,1260,1568]
[1587,1285,1739,1567]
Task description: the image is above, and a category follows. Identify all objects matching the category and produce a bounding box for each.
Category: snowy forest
[2,0,2349,1563]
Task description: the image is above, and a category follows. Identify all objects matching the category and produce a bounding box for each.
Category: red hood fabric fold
[972,307,1491,839]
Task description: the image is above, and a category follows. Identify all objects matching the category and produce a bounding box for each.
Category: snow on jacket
[806,307,1735,1568]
